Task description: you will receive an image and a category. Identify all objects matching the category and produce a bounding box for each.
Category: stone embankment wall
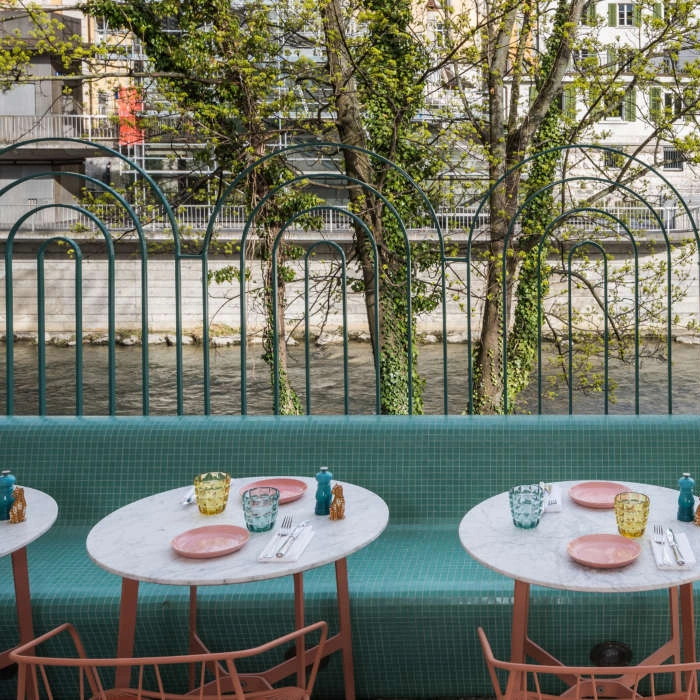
[1,250,699,345]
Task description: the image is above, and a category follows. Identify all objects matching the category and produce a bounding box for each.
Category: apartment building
[0,0,698,233]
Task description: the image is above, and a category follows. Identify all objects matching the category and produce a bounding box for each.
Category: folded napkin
[258,525,314,563]
[542,483,562,513]
[650,531,696,570]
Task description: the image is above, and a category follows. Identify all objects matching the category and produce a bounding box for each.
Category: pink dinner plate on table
[240,478,307,504]
[567,534,641,569]
[569,481,627,509]
[171,525,250,559]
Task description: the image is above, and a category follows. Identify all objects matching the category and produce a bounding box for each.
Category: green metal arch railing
[462,144,694,415]
[202,141,449,414]
[497,173,673,415]
[2,172,149,414]
[270,205,381,415]
[0,138,181,413]
[535,207,642,415]
[235,171,417,414]
[1,139,698,415]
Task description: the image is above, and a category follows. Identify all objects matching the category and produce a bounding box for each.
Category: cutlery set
[652,523,686,566]
[260,516,312,559]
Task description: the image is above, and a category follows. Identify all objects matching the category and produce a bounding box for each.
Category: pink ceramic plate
[171,525,249,559]
[240,478,307,504]
[567,534,641,569]
[569,481,627,509]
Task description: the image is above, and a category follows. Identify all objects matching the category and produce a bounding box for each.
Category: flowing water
[2,340,700,415]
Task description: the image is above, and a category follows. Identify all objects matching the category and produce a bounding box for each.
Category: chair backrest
[11,620,328,700]
[478,627,700,700]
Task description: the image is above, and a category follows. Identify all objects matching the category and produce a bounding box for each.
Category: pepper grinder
[314,466,333,516]
[0,469,16,521]
[677,472,695,522]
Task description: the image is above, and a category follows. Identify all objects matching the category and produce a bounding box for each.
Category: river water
[2,340,700,415]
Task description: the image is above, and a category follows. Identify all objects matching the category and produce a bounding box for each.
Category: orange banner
[117,86,144,146]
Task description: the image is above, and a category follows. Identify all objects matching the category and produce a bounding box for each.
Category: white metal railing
[0,114,193,145]
[0,115,118,143]
[0,202,697,238]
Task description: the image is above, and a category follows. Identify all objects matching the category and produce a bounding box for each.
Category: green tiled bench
[0,414,699,699]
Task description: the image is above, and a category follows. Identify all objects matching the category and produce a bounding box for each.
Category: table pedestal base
[115,558,356,700]
[511,580,696,696]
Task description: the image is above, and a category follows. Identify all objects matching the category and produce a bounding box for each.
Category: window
[619,3,634,24]
[582,2,598,25]
[608,3,640,26]
[573,48,599,68]
[560,85,577,118]
[650,87,683,121]
[605,88,636,120]
[604,150,626,167]
[663,147,684,170]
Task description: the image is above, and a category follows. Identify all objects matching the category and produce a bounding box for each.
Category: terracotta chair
[478,626,700,700]
[10,620,327,700]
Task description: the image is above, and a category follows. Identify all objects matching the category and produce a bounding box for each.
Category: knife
[666,528,686,566]
[276,520,310,558]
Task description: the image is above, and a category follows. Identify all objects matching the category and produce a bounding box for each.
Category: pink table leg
[8,547,37,699]
[511,580,530,663]
[114,577,139,688]
[680,582,695,663]
[335,558,356,700]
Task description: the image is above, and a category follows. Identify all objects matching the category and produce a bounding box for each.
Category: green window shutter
[608,3,617,25]
[584,2,597,24]
[607,47,617,67]
[529,85,537,104]
[653,2,662,18]
[650,87,661,120]
[633,4,642,26]
[624,88,636,121]
[564,85,577,118]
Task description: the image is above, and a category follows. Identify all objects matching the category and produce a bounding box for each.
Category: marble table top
[0,487,58,558]
[86,477,389,586]
[459,480,700,593]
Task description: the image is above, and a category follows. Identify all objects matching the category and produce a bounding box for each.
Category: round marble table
[1,487,58,675]
[460,481,700,668]
[87,477,389,700]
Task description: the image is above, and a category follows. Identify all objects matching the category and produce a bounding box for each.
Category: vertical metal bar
[304,257,312,415]
[37,249,47,416]
[140,245,150,415]
[173,254,184,415]
[107,249,116,416]
[74,248,83,416]
[4,237,14,415]
[200,255,211,415]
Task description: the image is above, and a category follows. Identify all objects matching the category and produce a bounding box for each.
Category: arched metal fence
[1,139,698,415]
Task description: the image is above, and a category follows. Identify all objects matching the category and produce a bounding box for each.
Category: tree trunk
[320,0,420,414]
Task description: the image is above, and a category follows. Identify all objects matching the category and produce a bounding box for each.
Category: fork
[653,523,672,566]
[260,515,293,559]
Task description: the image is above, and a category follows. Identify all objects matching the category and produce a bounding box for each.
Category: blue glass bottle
[315,466,333,516]
[0,470,16,521]
[677,472,695,522]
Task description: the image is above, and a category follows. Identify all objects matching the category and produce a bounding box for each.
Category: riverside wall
[1,249,699,344]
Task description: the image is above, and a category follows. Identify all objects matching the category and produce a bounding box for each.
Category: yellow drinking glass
[614,491,650,538]
[193,471,231,515]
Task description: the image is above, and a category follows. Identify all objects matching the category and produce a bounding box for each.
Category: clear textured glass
[509,484,544,529]
[614,491,650,537]
[242,486,280,532]
[193,471,231,515]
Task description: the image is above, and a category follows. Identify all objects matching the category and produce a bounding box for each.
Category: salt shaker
[677,472,695,522]
[0,469,16,521]
[314,466,333,516]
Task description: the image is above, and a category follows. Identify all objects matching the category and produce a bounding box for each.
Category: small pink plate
[171,525,249,559]
[569,481,627,509]
[567,534,641,569]
[240,478,307,504]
